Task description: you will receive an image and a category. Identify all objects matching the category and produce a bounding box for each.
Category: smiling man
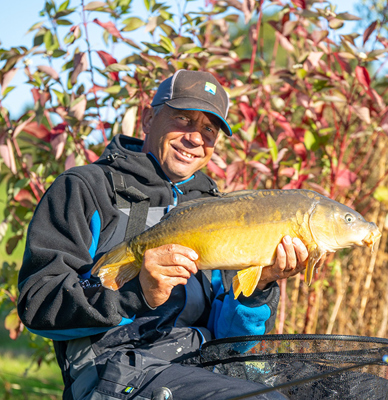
[18,70,309,400]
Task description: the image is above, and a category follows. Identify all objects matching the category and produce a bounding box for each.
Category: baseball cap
[151,69,232,136]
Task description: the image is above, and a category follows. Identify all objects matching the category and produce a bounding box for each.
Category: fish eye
[345,213,354,223]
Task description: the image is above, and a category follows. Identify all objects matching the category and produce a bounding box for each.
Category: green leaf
[54,8,76,19]
[159,35,175,53]
[1,86,15,98]
[27,21,45,33]
[144,0,150,11]
[142,42,170,54]
[336,12,361,21]
[122,17,145,32]
[103,63,132,73]
[304,130,319,151]
[56,19,73,26]
[179,43,203,54]
[373,186,388,203]
[329,18,344,30]
[58,0,70,11]
[267,134,278,163]
[103,85,123,94]
[84,1,106,10]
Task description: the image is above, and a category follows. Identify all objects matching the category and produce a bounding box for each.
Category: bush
[1,0,388,364]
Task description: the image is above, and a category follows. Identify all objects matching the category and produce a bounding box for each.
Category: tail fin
[232,266,263,299]
[91,242,140,291]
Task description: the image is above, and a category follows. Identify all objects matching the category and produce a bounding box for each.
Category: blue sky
[0,0,361,119]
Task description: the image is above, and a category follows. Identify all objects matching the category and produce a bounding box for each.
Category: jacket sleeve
[17,170,152,340]
[207,270,279,338]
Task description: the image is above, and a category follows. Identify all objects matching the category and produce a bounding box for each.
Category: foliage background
[1,0,388,395]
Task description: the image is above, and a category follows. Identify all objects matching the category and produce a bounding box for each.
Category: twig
[81,0,108,145]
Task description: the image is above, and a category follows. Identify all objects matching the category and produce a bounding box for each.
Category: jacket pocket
[95,351,147,399]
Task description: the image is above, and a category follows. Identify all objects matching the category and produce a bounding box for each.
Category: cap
[151,69,232,136]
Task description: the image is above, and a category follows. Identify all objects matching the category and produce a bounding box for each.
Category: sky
[0,0,361,119]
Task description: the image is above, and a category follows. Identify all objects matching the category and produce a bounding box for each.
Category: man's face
[142,105,221,183]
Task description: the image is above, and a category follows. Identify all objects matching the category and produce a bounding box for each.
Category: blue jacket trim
[81,210,101,279]
[88,210,101,259]
[26,316,135,341]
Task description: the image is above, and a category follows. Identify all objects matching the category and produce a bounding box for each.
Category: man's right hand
[139,244,199,308]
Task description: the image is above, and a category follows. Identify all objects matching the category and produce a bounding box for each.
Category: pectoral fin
[91,242,140,290]
[304,246,325,286]
[232,266,263,299]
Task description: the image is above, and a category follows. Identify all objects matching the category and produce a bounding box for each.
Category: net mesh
[199,334,388,400]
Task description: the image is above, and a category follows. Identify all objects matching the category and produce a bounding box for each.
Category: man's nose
[185,129,204,145]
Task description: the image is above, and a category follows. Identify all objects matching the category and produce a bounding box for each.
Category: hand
[139,244,198,308]
[256,236,326,290]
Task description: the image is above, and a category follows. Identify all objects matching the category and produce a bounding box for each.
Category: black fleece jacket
[17,135,218,332]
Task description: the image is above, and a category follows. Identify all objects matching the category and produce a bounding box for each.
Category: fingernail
[293,238,302,246]
[278,243,284,253]
[283,236,291,244]
[191,252,198,260]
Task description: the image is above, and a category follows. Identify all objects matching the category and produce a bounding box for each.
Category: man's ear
[142,104,154,135]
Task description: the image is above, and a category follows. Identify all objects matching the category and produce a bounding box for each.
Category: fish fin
[304,246,324,286]
[232,266,263,299]
[91,242,140,291]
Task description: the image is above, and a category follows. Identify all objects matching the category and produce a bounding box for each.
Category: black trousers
[92,350,289,400]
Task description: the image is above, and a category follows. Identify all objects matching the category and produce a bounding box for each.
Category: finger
[160,265,192,279]
[146,244,198,274]
[275,243,286,270]
[292,237,309,264]
[161,244,198,274]
[282,236,297,269]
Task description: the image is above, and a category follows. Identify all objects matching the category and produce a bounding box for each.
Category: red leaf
[335,169,357,188]
[226,160,244,186]
[14,189,34,208]
[292,0,306,9]
[50,123,68,159]
[1,68,18,96]
[279,167,295,178]
[248,160,271,175]
[65,153,76,170]
[207,159,226,179]
[84,148,99,163]
[0,137,17,174]
[239,102,256,127]
[71,52,88,85]
[31,88,40,103]
[23,122,51,142]
[334,53,352,74]
[93,18,123,39]
[355,66,371,89]
[88,84,107,93]
[37,65,59,80]
[269,110,294,137]
[363,21,377,45]
[96,50,119,81]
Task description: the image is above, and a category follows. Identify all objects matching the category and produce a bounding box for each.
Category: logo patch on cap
[204,82,217,95]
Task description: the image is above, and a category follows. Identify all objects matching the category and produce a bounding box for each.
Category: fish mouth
[362,229,382,251]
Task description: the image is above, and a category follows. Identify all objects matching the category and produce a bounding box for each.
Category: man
[18,70,310,400]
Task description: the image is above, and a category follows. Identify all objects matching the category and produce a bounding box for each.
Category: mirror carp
[91,189,381,298]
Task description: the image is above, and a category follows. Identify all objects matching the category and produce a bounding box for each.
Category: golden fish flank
[91,189,381,299]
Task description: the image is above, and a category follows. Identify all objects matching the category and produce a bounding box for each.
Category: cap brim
[165,98,232,137]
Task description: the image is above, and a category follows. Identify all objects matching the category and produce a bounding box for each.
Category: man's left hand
[256,235,326,290]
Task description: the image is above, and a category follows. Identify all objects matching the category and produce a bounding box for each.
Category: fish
[91,189,381,299]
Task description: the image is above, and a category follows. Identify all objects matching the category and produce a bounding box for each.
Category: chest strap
[97,163,150,241]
